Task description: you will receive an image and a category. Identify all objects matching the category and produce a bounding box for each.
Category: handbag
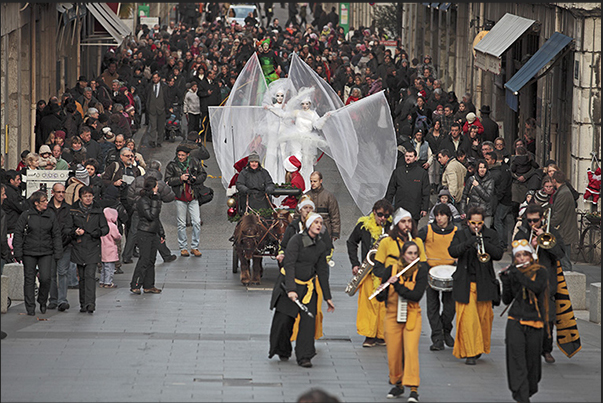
[196,185,214,206]
[492,278,501,306]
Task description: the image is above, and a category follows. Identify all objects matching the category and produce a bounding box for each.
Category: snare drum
[428,265,456,292]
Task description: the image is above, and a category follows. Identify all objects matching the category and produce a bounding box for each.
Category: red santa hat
[283,155,302,172]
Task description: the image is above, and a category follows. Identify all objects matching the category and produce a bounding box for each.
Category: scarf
[357,213,390,241]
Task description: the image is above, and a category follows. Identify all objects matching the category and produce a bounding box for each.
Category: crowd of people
[0,3,590,402]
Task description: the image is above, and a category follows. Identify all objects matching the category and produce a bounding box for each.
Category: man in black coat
[47,183,74,312]
[439,122,471,157]
[144,72,170,148]
[1,170,28,235]
[385,149,430,223]
[235,152,275,213]
[197,70,220,142]
[39,103,63,149]
[69,186,109,313]
[485,151,513,248]
[513,203,565,364]
[448,206,504,365]
[479,105,499,143]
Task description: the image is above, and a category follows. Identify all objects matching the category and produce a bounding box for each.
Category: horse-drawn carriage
[228,188,302,286]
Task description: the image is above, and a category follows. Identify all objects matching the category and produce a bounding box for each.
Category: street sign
[340,3,349,35]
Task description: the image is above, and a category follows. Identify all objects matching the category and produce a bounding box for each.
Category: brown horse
[232,210,292,286]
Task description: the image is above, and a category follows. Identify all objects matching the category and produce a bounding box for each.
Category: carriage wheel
[232,246,238,273]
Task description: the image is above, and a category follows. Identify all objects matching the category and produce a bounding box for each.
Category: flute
[281,283,314,318]
[498,261,529,276]
[368,257,421,300]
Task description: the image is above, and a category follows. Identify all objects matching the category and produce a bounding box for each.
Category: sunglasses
[526,218,541,223]
[375,212,391,219]
[468,220,484,226]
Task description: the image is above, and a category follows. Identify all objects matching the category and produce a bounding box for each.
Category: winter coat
[2,183,28,233]
[500,263,548,323]
[235,163,275,212]
[305,185,341,239]
[488,162,513,209]
[127,169,175,206]
[101,208,122,262]
[165,156,207,200]
[448,226,504,304]
[137,193,165,237]
[270,231,332,318]
[47,198,74,248]
[441,157,467,203]
[385,160,430,221]
[439,133,471,157]
[550,183,580,246]
[13,207,63,261]
[69,201,109,265]
[460,172,495,217]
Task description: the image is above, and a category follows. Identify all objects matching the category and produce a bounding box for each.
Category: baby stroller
[165,102,182,142]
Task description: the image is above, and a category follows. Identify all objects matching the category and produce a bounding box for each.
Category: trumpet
[536,207,556,250]
[476,231,491,263]
[368,257,420,300]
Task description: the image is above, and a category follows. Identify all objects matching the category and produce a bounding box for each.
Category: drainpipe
[475,3,485,108]
[30,4,36,150]
[586,16,598,212]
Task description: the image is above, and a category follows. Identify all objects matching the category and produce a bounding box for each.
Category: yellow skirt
[291,277,324,341]
[453,282,493,359]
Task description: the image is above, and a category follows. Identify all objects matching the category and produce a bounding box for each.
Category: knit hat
[297,196,315,211]
[248,151,261,162]
[392,207,412,225]
[88,107,99,115]
[74,164,90,186]
[535,189,549,205]
[125,105,135,113]
[305,212,322,229]
[512,238,535,257]
[283,155,301,172]
[39,145,51,155]
[466,112,476,123]
[54,130,66,140]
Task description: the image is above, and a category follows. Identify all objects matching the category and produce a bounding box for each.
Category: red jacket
[462,117,484,135]
[281,171,305,209]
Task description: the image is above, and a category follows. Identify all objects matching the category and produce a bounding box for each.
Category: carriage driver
[417,203,459,351]
[236,151,276,213]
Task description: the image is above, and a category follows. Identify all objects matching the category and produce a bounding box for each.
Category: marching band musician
[372,207,428,402]
[269,213,335,368]
[500,239,549,403]
[448,206,504,365]
[276,196,333,347]
[513,203,565,364]
[346,199,394,348]
[417,203,458,351]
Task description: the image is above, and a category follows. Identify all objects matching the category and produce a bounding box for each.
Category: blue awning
[505,32,573,111]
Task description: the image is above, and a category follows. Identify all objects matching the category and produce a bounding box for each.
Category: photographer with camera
[165,144,207,257]
[101,147,142,261]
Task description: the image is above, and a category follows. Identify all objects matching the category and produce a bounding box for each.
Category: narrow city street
[1,132,600,402]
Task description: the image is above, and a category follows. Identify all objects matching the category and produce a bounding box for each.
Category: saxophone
[345,233,389,296]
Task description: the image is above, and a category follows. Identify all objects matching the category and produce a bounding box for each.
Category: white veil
[210,52,398,214]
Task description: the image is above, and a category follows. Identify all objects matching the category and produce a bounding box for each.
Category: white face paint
[275,93,284,103]
[301,102,310,110]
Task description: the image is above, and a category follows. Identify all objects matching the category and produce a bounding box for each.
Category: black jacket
[448,226,504,304]
[385,161,430,221]
[281,218,332,254]
[2,183,28,233]
[137,193,165,237]
[13,208,63,261]
[235,163,275,211]
[514,223,565,322]
[69,201,109,265]
[47,199,74,248]
[480,115,499,143]
[165,156,207,199]
[346,219,386,268]
[197,77,221,112]
[440,133,471,156]
[488,162,513,208]
[500,263,548,323]
[127,169,175,206]
[270,231,332,318]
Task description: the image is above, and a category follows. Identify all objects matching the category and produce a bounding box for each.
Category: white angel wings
[209,52,397,215]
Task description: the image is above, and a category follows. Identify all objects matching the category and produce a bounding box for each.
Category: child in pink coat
[100,207,122,288]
